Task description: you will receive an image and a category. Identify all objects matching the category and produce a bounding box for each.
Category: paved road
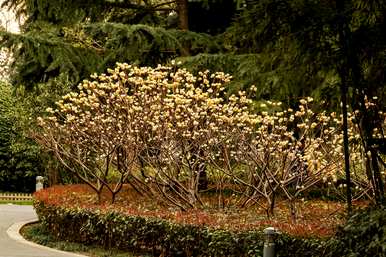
[0,204,84,257]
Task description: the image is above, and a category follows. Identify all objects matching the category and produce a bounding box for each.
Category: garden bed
[34,184,363,237]
[33,184,368,257]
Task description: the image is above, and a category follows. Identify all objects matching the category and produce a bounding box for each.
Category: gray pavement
[0,204,85,257]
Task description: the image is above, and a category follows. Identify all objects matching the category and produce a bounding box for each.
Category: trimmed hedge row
[34,200,327,257]
[326,206,386,257]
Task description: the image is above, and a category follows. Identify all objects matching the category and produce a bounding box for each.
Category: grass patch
[0,200,33,205]
[21,222,151,257]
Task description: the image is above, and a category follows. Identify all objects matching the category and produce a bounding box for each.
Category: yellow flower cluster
[35,63,385,209]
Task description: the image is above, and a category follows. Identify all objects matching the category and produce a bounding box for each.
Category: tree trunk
[176,0,189,31]
[198,166,208,191]
[289,199,297,223]
[336,0,353,213]
[176,0,190,56]
[336,0,385,207]
[269,191,276,217]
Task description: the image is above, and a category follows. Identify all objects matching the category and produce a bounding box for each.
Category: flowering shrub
[35,63,385,215]
[235,99,365,218]
[35,63,255,207]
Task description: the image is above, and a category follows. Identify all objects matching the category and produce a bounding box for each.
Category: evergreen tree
[0,0,229,90]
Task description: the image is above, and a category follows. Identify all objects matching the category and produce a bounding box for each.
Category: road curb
[7,219,87,257]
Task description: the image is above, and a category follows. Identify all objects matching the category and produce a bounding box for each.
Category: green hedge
[34,200,328,257]
[323,206,386,257]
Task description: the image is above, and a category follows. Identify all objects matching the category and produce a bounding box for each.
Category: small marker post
[263,227,278,257]
[36,176,44,192]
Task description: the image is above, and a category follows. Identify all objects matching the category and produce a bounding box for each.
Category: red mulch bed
[34,184,368,238]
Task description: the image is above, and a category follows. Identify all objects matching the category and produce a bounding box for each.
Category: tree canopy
[1,0,384,102]
[0,82,42,192]
[0,0,385,198]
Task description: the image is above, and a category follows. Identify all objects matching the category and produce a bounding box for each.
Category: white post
[36,176,44,191]
[263,227,277,257]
